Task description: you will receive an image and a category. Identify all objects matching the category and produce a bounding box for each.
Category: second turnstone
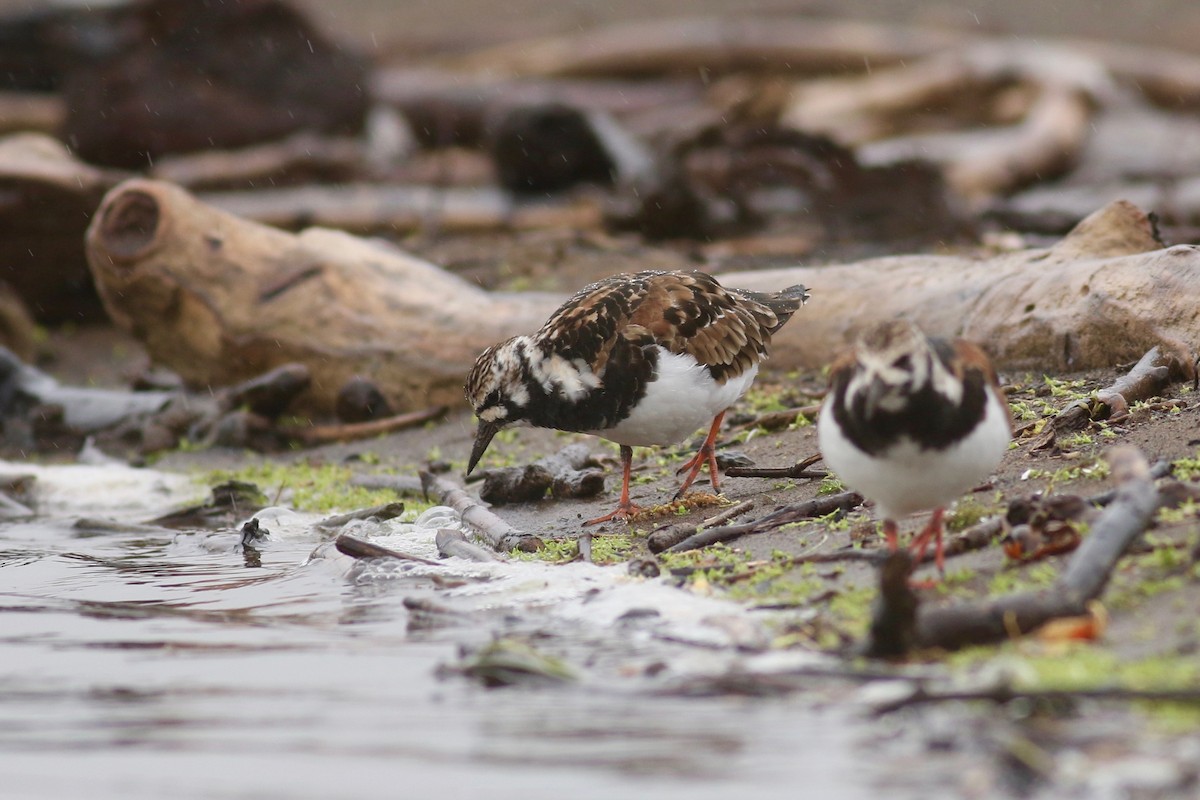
[817,320,1013,573]
[465,270,809,524]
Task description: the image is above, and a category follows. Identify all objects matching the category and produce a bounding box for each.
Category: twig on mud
[869,683,1200,716]
[647,499,756,553]
[435,529,502,562]
[725,452,827,480]
[280,405,448,446]
[663,491,863,553]
[420,471,543,553]
[866,445,1160,654]
[1030,345,1194,449]
[334,533,441,565]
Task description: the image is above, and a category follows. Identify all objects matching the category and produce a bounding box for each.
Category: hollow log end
[89,180,168,265]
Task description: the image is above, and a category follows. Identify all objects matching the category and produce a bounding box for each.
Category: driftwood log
[0,133,128,322]
[86,179,1200,415]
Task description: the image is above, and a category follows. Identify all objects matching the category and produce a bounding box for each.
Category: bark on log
[85,181,1200,414]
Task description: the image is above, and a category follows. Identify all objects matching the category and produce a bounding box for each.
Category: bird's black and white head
[464,337,533,474]
[842,320,963,420]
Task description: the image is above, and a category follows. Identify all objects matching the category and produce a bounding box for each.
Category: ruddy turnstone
[817,320,1012,573]
[465,270,809,524]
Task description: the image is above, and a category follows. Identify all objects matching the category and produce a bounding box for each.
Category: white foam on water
[0,459,202,521]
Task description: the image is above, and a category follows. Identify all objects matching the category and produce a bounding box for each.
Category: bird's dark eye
[892,354,912,371]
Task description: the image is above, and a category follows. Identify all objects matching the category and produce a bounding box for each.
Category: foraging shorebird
[817,320,1012,573]
[465,269,809,524]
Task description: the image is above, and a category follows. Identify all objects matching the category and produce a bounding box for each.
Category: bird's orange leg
[882,518,900,551]
[909,507,947,578]
[673,411,725,500]
[585,445,643,525]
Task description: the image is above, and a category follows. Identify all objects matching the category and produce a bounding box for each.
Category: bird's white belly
[818,390,1011,520]
[592,349,757,447]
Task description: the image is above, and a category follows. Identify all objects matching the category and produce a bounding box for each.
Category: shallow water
[0,461,891,799]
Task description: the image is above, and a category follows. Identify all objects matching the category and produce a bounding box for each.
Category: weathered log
[783,43,1110,201]
[732,199,1200,376]
[85,178,563,414]
[0,133,128,322]
[85,181,1200,413]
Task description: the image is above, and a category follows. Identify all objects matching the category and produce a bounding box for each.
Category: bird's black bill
[466,420,502,475]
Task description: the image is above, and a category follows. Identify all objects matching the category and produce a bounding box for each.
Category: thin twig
[647,499,756,553]
[663,491,863,553]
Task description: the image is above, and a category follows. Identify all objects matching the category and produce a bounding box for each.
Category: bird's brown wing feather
[536,270,793,384]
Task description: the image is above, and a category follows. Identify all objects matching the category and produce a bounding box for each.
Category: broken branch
[897,446,1161,652]
[420,471,543,553]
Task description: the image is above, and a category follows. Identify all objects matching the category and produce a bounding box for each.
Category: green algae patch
[202,460,420,515]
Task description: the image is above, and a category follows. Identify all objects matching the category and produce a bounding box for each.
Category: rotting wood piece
[420,471,543,553]
[476,443,605,506]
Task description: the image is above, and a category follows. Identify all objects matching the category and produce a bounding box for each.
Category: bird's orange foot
[583,502,645,526]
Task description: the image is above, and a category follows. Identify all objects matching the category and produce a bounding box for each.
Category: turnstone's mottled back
[466,270,809,524]
[817,320,1012,574]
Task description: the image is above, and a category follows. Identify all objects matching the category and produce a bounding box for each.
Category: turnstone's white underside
[589,347,758,447]
[818,386,1010,520]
